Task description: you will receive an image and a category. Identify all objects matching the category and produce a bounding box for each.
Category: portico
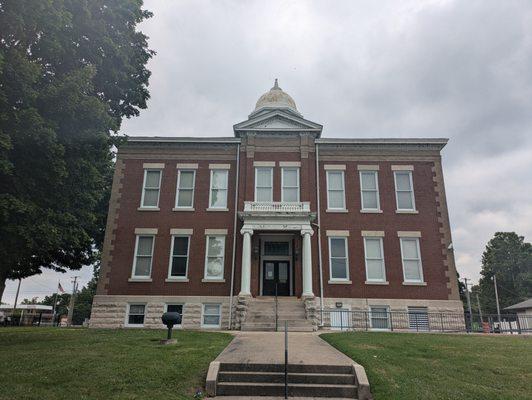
[238,201,316,298]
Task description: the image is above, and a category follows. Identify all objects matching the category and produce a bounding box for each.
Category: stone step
[241,324,314,332]
[216,382,358,398]
[220,363,354,375]
[218,371,355,385]
[245,314,307,321]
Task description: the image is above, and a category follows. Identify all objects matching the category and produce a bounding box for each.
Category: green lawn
[0,328,233,400]
[321,332,532,400]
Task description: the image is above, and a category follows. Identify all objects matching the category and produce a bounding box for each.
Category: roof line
[315,138,449,145]
[126,136,241,144]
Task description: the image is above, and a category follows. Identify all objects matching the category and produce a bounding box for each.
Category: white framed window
[255,167,273,202]
[408,306,429,331]
[360,171,380,211]
[400,237,424,283]
[328,237,349,281]
[364,237,386,282]
[141,169,162,208]
[326,171,346,210]
[204,235,226,280]
[175,170,195,208]
[209,170,228,208]
[281,168,299,202]
[126,304,146,327]
[165,304,184,328]
[369,306,390,330]
[168,236,190,279]
[132,235,154,278]
[394,171,416,211]
[202,303,221,328]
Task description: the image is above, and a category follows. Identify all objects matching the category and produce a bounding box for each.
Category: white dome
[254,79,299,114]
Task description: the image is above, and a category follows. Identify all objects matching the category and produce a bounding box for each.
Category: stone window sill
[128,278,152,282]
[206,208,229,212]
[395,209,419,214]
[137,207,160,212]
[172,207,195,212]
[365,280,389,285]
[165,278,189,282]
[402,281,427,286]
[326,209,349,213]
[360,209,383,214]
[201,278,226,283]
[328,280,352,284]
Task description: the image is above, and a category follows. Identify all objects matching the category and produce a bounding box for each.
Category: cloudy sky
[4,0,532,303]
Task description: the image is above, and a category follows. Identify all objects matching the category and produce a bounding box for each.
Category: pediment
[233,110,322,136]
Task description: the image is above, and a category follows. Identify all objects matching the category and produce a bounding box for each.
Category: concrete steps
[216,363,357,398]
[241,297,314,332]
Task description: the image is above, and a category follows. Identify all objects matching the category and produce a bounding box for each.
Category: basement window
[202,304,221,328]
[126,304,146,327]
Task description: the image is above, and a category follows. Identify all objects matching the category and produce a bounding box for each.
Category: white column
[301,228,314,297]
[239,228,253,296]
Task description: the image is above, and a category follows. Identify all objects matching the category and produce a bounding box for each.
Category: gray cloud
[4,0,532,302]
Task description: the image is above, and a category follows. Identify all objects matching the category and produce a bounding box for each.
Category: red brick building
[91,81,461,330]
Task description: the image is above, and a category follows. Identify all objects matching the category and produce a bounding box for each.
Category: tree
[0,0,154,301]
[472,232,532,314]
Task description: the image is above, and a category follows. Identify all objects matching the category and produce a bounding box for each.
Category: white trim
[279,161,301,167]
[209,163,230,170]
[328,236,350,281]
[359,170,381,212]
[394,170,417,212]
[204,235,226,280]
[204,229,228,235]
[131,234,155,279]
[400,237,425,284]
[206,208,229,212]
[167,234,190,280]
[175,169,196,209]
[140,168,162,209]
[397,231,422,238]
[254,167,273,202]
[170,228,193,235]
[324,164,346,170]
[391,165,414,171]
[175,163,198,169]
[326,230,350,237]
[143,163,165,169]
[201,303,222,328]
[253,161,276,167]
[357,165,380,171]
[125,303,146,327]
[363,236,387,283]
[361,231,385,237]
[326,170,346,210]
[134,228,158,235]
[164,303,184,329]
[281,167,300,203]
[208,169,229,209]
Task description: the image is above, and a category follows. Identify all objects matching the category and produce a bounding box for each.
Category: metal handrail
[275,282,279,332]
[284,320,288,399]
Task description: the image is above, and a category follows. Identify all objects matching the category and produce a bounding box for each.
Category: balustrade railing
[243,201,311,213]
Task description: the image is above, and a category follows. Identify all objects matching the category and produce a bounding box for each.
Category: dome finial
[273,78,279,89]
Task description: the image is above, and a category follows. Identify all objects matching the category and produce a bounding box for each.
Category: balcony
[243,201,311,213]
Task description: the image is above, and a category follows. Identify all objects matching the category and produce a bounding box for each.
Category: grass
[0,327,233,400]
[321,332,532,400]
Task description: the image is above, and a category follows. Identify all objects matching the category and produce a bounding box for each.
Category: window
[255,167,273,202]
[202,303,221,328]
[394,171,416,211]
[132,235,154,278]
[141,169,162,208]
[168,236,190,278]
[126,304,145,326]
[370,306,390,330]
[281,168,299,202]
[175,170,195,208]
[264,241,290,256]
[360,171,380,211]
[204,236,226,280]
[327,171,345,210]
[364,237,386,282]
[165,304,184,328]
[328,237,349,280]
[408,307,429,331]
[209,170,228,208]
[400,238,424,283]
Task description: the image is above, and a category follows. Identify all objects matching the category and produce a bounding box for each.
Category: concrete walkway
[214,331,354,367]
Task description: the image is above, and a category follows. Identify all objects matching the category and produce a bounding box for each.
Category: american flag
[58,282,65,294]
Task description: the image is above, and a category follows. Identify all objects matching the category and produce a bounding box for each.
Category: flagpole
[52,281,59,327]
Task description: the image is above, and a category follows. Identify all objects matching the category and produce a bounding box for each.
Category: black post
[284,320,288,399]
[275,282,278,332]
[389,311,393,332]
[516,315,522,334]
[167,325,172,340]
[440,313,444,332]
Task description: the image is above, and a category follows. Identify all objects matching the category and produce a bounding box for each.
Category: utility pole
[493,275,501,322]
[464,278,473,332]
[66,276,79,326]
[12,278,21,313]
[476,293,483,322]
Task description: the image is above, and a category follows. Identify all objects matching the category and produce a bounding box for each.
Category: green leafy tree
[0,0,154,301]
[472,232,532,314]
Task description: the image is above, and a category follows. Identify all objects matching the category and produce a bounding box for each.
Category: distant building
[90,80,461,330]
[504,299,532,317]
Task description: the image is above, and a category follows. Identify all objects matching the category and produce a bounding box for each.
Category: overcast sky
[4,0,532,304]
